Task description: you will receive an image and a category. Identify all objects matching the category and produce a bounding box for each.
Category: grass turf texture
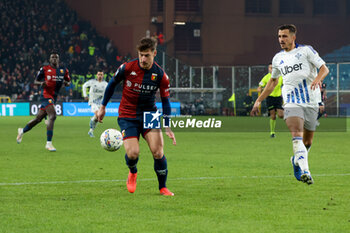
[0,116,349,233]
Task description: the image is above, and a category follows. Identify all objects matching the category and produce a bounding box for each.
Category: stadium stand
[0,0,124,102]
[323,45,350,63]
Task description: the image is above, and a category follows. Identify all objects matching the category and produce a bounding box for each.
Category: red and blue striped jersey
[36,65,70,101]
[103,59,170,118]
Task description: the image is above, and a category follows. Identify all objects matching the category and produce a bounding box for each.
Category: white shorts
[90,103,101,113]
[283,104,319,131]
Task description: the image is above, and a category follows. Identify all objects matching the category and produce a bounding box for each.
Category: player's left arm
[311,64,329,90]
[306,46,329,90]
[64,68,71,87]
[160,73,176,145]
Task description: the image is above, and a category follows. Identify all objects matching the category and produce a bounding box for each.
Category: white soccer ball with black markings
[100,129,123,151]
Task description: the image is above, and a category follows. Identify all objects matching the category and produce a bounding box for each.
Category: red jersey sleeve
[64,68,71,82]
[160,73,170,98]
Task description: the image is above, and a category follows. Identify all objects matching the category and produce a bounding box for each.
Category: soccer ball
[100,129,123,152]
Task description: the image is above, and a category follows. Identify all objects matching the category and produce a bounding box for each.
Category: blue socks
[154,155,168,190]
[125,154,138,174]
[47,130,53,141]
[23,124,31,133]
[125,154,169,189]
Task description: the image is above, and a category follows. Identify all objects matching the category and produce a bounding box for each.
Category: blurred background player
[16,51,71,151]
[82,70,108,137]
[257,63,284,138]
[251,24,329,185]
[243,92,254,116]
[97,37,176,196]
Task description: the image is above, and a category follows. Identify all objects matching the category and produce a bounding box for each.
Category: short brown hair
[137,37,157,52]
[278,24,297,34]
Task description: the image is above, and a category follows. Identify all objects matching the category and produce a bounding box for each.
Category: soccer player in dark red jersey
[97,37,176,196]
[17,52,71,151]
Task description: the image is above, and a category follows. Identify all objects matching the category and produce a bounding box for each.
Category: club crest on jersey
[60,69,64,74]
[151,73,157,81]
[295,53,302,59]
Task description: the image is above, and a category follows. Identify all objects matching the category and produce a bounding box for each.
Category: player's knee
[35,116,44,124]
[126,148,139,159]
[49,114,57,121]
[151,147,164,159]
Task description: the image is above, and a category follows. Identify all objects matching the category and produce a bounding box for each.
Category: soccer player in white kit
[82,70,108,137]
[251,24,329,185]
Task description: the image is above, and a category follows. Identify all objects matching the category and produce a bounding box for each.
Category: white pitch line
[1,173,350,186]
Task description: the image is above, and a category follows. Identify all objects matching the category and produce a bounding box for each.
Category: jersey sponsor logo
[131,82,157,93]
[280,63,302,75]
[133,83,157,90]
[47,75,64,81]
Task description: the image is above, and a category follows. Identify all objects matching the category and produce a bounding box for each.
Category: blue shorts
[118,117,151,140]
[39,98,55,110]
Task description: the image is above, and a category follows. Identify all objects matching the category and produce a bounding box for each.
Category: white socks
[292,137,309,172]
[90,115,98,130]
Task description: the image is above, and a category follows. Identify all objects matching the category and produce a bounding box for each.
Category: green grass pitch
[0,116,349,233]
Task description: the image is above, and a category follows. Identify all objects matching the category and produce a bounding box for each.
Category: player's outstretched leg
[154,155,174,196]
[125,154,138,193]
[290,156,301,181]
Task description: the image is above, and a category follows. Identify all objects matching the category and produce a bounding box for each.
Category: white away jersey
[82,79,108,106]
[271,44,325,107]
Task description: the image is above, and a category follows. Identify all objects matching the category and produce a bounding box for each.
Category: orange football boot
[126,172,137,193]
[159,187,174,196]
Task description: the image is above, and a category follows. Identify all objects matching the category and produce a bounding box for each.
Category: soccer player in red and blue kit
[17,52,71,151]
[97,37,176,196]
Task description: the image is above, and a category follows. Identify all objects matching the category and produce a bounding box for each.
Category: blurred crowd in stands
[0,0,128,102]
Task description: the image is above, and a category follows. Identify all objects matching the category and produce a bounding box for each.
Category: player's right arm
[34,67,46,88]
[82,80,92,99]
[257,74,268,93]
[97,64,125,123]
[251,59,280,116]
[251,78,279,116]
